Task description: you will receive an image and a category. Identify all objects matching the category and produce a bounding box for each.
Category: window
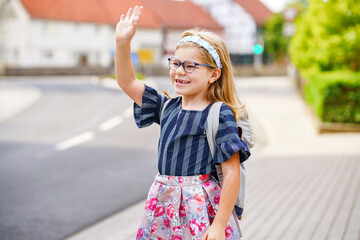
[43,50,53,59]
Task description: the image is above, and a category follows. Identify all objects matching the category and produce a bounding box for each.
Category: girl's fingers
[120,14,124,21]
[125,8,132,20]
[131,6,139,20]
[133,6,143,25]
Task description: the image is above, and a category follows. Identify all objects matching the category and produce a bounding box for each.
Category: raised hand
[116,6,143,44]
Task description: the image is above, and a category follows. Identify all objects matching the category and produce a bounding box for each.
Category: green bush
[304,70,360,123]
[290,0,360,72]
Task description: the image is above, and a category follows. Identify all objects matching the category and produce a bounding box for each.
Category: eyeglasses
[168,57,213,73]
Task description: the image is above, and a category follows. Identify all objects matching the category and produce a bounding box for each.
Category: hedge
[303,70,360,123]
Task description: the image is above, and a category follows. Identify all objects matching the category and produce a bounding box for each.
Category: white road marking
[55,106,133,151]
[55,131,95,151]
[98,115,123,132]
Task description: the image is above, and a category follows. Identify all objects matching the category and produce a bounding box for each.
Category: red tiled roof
[143,0,222,30]
[20,0,222,30]
[102,0,160,28]
[21,0,110,24]
[234,0,273,26]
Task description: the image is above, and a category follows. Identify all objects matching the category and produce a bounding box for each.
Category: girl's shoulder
[218,103,236,119]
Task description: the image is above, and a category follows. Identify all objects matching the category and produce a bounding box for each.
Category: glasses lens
[169,58,180,70]
[184,61,196,73]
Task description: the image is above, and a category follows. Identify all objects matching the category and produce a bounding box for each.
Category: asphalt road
[0,76,168,240]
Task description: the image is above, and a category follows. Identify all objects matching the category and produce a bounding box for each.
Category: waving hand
[116,6,143,44]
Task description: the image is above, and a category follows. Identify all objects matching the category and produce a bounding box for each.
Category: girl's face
[170,47,215,102]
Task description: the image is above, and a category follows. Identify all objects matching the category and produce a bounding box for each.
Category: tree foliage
[263,13,287,62]
[289,0,360,71]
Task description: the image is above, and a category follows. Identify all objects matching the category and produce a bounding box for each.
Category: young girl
[115,6,250,240]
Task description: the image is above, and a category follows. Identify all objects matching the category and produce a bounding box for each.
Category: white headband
[177,36,223,69]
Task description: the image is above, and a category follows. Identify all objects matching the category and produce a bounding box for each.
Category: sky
[260,0,294,12]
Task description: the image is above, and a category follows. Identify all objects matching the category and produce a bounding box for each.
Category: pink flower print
[197,207,202,213]
[214,185,219,190]
[199,174,208,181]
[198,222,206,232]
[136,228,144,238]
[166,204,175,219]
[172,235,182,240]
[154,205,165,217]
[178,177,184,183]
[145,198,158,211]
[151,222,157,233]
[194,194,205,205]
[189,219,199,236]
[225,226,233,238]
[203,180,212,187]
[214,194,220,205]
[164,218,170,229]
[173,225,181,233]
[207,204,215,217]
[179,204,187,217]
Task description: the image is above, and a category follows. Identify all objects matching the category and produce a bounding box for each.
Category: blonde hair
[177,28,246,120]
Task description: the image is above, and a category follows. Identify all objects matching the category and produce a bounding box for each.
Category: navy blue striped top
[134,85,250,176]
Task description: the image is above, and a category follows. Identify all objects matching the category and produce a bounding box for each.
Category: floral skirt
[136,173,241,240]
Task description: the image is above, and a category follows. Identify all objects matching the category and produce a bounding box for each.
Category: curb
[305,105,360,133]
[64,200,146,240]
[0,86,42,124]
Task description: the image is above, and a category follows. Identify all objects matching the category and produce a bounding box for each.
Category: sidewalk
[65,76,360,240]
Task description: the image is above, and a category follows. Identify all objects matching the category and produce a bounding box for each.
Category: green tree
[263,13,287,62]
[290,0,360,71]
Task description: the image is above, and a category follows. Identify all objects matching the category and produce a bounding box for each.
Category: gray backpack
[206,102,254,220]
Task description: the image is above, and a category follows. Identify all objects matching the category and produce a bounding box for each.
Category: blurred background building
[0,0,273,76]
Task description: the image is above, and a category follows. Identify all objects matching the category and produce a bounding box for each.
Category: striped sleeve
[214,104,251,164]
[133,84,167,128]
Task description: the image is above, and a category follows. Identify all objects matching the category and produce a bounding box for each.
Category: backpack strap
[206,102,223,159]
[206,102,243,232]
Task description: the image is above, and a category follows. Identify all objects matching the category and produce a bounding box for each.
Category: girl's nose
[176,65,186,75]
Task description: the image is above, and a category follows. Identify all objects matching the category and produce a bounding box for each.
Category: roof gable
[20,0,222,30]
[234,0,273,26]
[21,0,110,24]
[144,0,222,30]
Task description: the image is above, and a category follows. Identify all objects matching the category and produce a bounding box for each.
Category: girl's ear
[209,68,221,84]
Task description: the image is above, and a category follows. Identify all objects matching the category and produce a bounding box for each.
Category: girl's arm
[115,6,145,106]
[203,153,240,240]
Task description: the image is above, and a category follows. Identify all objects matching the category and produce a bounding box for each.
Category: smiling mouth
[176,79,190,84]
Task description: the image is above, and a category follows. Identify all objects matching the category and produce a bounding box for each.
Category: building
[192,0,272,64]
[0,0,222,75]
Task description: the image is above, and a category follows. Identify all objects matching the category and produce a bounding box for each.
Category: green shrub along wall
[289,0,360,124]
[304,71,360,123]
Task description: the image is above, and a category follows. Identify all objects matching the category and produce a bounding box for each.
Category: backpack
[206,102,254,220]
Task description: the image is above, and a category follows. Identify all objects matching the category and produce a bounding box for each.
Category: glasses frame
[168,57,213,73]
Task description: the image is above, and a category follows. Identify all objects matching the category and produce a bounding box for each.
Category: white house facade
[191,0,257,55]
[0,0,162,70]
